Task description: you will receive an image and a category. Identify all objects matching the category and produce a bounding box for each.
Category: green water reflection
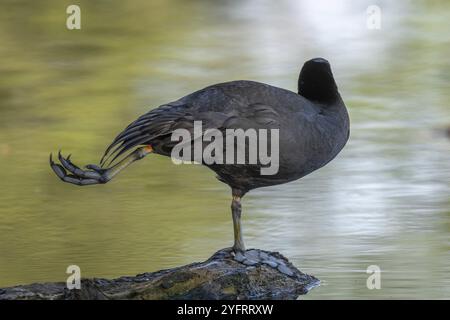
[0,0,449,299]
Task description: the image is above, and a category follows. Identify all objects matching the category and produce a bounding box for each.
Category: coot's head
[298,58,339,104]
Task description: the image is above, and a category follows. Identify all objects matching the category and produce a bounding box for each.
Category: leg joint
[231,196,241,211]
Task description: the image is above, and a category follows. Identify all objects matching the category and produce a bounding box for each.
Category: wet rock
[268,254,283,265]
[0,248,319,300]
[260,251,269,261]
[277,264,294,277]
[277,258,286,266]
[244,250,260,262]
[262,260,278,268]
[242,259,258,266]
[234,251,246,263]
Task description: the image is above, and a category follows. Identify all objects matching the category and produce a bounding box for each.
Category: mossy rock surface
[0,248,319,300]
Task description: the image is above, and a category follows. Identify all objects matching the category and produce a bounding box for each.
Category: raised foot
[49,151,109,186]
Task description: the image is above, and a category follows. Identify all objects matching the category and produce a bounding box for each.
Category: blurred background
[0,0,449,299]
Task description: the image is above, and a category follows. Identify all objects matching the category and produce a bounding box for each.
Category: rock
[277,259,286,266]
[242,259,258,266]
[260,252,269,260]
[0,248,319,300]
[244,250,260,262]
[234,251,246,263]
[262,260,278,268]
[277,264,294,277]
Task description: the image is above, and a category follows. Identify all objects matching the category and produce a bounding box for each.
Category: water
[0,0,449,299]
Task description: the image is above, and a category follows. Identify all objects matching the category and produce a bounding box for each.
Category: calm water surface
[0,0,449,299]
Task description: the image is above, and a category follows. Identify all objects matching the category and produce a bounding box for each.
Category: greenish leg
[231,194,245,252]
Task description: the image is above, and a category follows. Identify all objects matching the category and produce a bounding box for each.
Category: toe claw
[85,164,103,172]
[58,151,85,177]
[50,162,67,179]
[50,150,104,185]
[58,152,71,170]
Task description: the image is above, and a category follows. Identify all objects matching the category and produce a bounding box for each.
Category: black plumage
[50,57,350,252]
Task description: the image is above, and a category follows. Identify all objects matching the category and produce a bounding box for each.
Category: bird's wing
[220,103,281,129]
[100,85,286,167]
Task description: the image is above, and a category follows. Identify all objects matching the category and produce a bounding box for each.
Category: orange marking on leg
[144,145,153,153]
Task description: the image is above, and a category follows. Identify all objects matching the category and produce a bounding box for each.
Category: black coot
[50,57,350,252]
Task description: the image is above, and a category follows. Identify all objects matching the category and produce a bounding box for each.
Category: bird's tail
[100,103,191,167]
[99,113,156,167]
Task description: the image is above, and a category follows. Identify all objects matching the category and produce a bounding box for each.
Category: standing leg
[231,190,245,252]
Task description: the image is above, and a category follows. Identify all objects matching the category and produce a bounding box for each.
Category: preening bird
[50,57,350,253]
